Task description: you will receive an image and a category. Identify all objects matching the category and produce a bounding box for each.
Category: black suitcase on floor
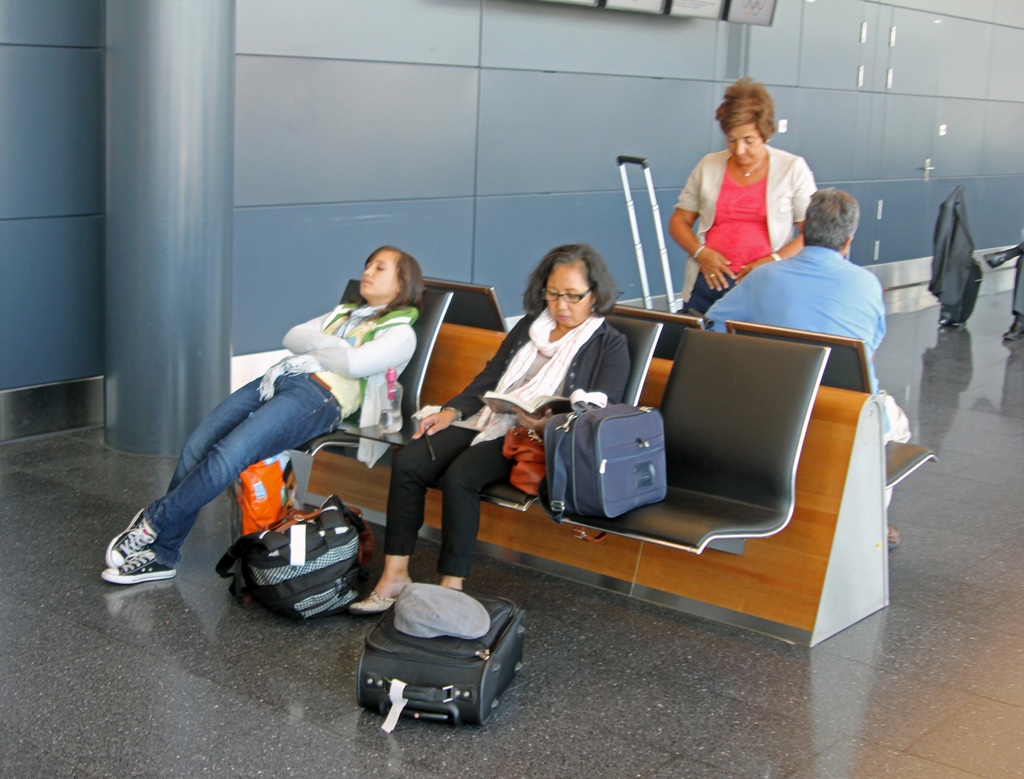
[356,595,525,726]
[938,259,982,327]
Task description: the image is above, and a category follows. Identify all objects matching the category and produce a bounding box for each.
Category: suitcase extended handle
[617,155,648,167]
[616,154,679,311]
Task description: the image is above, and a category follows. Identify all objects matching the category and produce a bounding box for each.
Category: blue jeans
[145,374,342,567]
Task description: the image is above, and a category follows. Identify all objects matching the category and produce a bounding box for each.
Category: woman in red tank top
[669,79,816,314]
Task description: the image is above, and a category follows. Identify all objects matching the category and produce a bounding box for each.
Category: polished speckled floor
[0,288,1021,778]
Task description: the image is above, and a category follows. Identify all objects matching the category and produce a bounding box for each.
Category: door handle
[920,158,936,182]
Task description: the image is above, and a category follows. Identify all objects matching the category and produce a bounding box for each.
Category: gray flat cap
[393,583,490,639]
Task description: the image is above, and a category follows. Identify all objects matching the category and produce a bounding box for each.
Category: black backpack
[216,494,372,619]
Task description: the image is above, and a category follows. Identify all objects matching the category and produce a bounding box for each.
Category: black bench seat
[551,329,829,554]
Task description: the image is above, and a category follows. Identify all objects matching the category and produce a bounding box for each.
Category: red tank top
[704,174,772,273]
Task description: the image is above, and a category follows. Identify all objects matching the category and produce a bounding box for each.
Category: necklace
[741,155,766,177]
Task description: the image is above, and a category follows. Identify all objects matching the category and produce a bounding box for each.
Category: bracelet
[771,252,782,262]
[442,406,464,422]
[693,245,706,259]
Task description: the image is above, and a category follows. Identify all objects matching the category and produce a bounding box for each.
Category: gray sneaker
[105,509,157,568]
[101,550,176,585]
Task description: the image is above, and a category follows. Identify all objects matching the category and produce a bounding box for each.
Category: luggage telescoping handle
[616,155,680,312]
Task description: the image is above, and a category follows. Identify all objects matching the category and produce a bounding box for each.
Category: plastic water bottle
[380,367,403,433]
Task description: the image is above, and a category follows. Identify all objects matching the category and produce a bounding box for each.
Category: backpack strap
[544,411,580,522]
[215,532,276,600]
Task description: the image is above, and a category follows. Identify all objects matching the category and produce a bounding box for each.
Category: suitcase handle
[617,155,647,167]
[390,681,455,704]
[615,154,679,311]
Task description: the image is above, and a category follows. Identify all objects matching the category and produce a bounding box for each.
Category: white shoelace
[120,549,156,572]
[120,523,155,557]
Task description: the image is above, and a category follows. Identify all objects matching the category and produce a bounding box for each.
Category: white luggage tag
[381,679,409,733]
[289,523,307,567]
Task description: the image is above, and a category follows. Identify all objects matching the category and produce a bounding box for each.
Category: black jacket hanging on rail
[929,186,981,326]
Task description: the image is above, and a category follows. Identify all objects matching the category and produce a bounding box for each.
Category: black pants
[384,426,513,578]
[1014,256,1024,316]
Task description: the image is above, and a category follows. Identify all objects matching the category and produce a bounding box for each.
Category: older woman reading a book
[350,243,630,613]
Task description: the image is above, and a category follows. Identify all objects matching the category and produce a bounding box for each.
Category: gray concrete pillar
[104,0,235,454]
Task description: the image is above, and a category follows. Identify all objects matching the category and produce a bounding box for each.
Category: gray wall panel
[868,3,892,94]
[0,216,103,390]
[235,56,478,207]
[887,8,941,96]
[987,25,1024,102]
[866,0,994,24]
[879,94,936,181]
[933,98,985,179]
[856,92,889,181]
[475,190,685,316]
[0,0,102,46]
[967,175,1024,247]
[994,0,1024,28]
[765,84,798,138]
[875,180,932,261]
[235,0,480,66]
[783,89,866,184]
[477,69,714,196]
[0,46,102,219]
[842,181,882,267]
[746,0,802,87]
[762,84,830,179]
[799,0,869,92]
[888,10,991,100]
[481,0,717,79]
[935,16,991,99]
[981,101,1024,176]
[233,200,474,354]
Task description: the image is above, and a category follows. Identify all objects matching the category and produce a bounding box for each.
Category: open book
[481,391,573,416]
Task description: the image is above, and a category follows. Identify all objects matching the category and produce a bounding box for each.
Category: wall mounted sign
[723,0,776,26]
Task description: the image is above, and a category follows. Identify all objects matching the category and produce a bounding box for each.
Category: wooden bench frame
[308,323,890,646]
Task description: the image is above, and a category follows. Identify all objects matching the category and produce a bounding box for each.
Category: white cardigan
[675,145,817,300]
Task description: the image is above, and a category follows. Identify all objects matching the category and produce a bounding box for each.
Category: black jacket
[929,186,976,307]
[443,316,630,420]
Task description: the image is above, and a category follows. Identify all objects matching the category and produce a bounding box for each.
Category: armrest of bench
[885,441,937,489]
[305,421,418,457]
[479,481,539,512]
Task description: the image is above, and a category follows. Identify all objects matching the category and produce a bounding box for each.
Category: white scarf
[471,310,604,445]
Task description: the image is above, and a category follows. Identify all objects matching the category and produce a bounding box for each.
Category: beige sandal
[349,590,397,615]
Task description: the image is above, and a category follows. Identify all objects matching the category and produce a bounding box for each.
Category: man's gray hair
[803,188,860,252]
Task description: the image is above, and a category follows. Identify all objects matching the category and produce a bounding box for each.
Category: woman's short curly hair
[716,78,775,142]
[522,243,619,318]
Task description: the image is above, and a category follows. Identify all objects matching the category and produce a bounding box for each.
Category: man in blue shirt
[706,188,909,547]
[707,188,886,389]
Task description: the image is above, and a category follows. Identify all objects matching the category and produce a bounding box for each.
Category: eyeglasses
[542,288,591,304]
